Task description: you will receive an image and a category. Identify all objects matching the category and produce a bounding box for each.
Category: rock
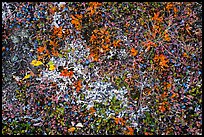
[76,123,83,128]
[33,122,42,126]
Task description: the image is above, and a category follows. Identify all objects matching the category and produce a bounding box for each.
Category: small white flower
[71,121,75,126]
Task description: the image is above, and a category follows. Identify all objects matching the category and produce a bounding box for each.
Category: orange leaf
[75,80,82,92]
[52,49,59,57]
[90,2,102,8]
[37,55,43,61]
[130,47,138,56]
[93,56,99,62]
[89,107,96,114]
[60,69,69,77]
[152,12,160,20]
[113,40,121,48]
[102,44,109,51]
[173,7,178,13]
[57,32,63,38]
[45,49,50,57]
[90,9,95,16]
[86,6,93,12]
[117,118,125,126]
[161,92,167,98]
[71,19,80,26]
[77,80,82,87]
[127,126,134,135]
[152,11,163,22]
[159,105,166,112]
[90,34,97,43]
[53,26,58,35]
[183,52,189,58]
[185,24,192,36]
[144,132,149,135]
[86,5,96,16]
[53,26,63,38]
[71,14,82,30]
[60,69,74,78]
[75,87,80,93]
[50,40,59,47]
[166,3,173,12]
[69,71,74,78]
[121,119,125,126]
[88,53,95,59]
[50,40,55,46]
[154,54,169,68]
[171,93,176,98]
[37,46,46,53]
[142,40,157,51]
[93,29,99,33]
[57,26,62,32]
[68,127,75,132]
[167,83,171,89]
[2,47,5,51]
[75,14,83,19]
[100,27,108,34]
[114,118,120,125]
[153,55,159,61]
[106,37,110,44]
[70,15,77,20]
[164,31,171,41]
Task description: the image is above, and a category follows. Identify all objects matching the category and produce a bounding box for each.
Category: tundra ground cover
[2,2,202,135]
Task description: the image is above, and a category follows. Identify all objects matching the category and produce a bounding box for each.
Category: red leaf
[75,80,82,93]
[60,69,74,78]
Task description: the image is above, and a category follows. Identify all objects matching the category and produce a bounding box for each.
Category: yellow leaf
[49,64,55,71]
[30,60,43,67]
[68,127,75,132]
[23,74,31,80]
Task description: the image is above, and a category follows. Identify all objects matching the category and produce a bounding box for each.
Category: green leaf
[59,54,63,58]
[48,61,54,65]
[57,107,65,114]
[50,113,54,118]
[112,95,117,104]
[89,63,95,68]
